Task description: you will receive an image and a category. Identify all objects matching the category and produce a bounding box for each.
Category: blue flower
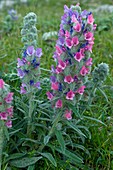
[29,80,34,86]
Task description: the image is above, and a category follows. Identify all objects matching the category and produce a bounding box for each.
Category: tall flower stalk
[0,79,13,169]
[17,12,42,137]
[21,12,38,50]
[86,62,109,104]
[47,4,96,133]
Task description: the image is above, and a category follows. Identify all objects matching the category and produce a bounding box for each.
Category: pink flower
[89,37,95,45]
[7,107,13,118]
[5,120,12,128]
[0,79,4,88]
[58,60,66,70]
[56,66,63,74]
[56,45,63,55]
[87,14,94,25]
[80,48,85,56]
[65,38,72,48]
[85,58,92,66]
[85,44,93,53]
[93,24,97,30]
[65,30,70,38]
[7,107,13,116]
[84,32,93,41]
[0,112,8,120]
[64,75,74,84]
[71,14,78,23]
[66,90,75,100]
[55,99,63,108]
[4,93,14,103]
[64,110,72,120]
[46,92,54,100]
[71,36,79,46]
[80,66,89,76]
[77,86,86,95]
[73,23,81,32]
[74,51,84,62]
[51,82,59,90]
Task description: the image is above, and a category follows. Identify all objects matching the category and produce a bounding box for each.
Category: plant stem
[88,84,96,105]
[0,121,4,170]
[27,93,34,138]
[38,112,62,153]
[49,111,62,136]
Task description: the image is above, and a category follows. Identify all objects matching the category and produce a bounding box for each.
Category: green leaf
[10,156,42,168]
[66,121,86,138]
[6,153,26,162]
[9,128,22,137]
[41,153,57,167]
[67,104,81,118]
[27,164,35,170]
[3,126,9,141]
[83,116,106,126]
[55,130,65,153]
[56,148,83,164]
[42,31,57,41]
[44,135,51,145]
[77,125,91,139]
[98,87,109,102]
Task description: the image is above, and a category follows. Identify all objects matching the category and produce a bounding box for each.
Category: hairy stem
[27,93,34,138]
[0,121,4,170]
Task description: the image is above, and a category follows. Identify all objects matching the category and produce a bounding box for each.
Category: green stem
[38,111,62,153]
[27,94,34,138]
[49,111,62,136]
[88,84,97,105]
[0,121,4,170]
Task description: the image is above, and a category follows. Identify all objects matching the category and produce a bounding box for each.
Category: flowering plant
[47,4,96,120]
[42,4,100,167]
[17,12,43,137]
[2,9,18,33]
[0,79,13,169]
[17,45,42,94]
[0,79,13,128]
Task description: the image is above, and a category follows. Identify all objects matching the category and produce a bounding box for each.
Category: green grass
[0,0,113,169]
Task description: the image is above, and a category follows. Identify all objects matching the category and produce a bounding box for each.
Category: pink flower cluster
[47,4,96,120]
[0,79,13,128]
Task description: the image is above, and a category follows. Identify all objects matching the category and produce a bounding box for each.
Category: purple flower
[22,50,27,57]
[81,10,89,18]
[26,46,35,56]
[34,82,41,89]
[8,9,17,15]
[20,83,27,94]
[17,58,24,67]
[8,9,18,20]
[35,48,42,58]
[50,76,56,83]
[30,80,34,86]
[17,68,25,78]
[51,65,56,73]
[57,37,65,45]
